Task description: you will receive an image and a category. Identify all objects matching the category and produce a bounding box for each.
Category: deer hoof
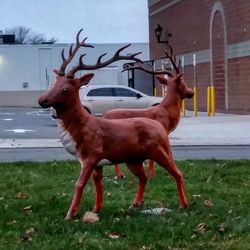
[179,202,188,209]
[91,207,101,213]
[64,215,73,220]
[129,201,144,210]
[65,211,77,220]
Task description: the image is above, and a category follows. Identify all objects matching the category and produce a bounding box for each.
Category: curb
[1,139,250,149]
[0,139,62,149]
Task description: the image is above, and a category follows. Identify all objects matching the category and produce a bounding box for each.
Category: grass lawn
[0,159,250,249]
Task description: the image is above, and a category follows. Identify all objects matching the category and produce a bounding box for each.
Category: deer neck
[161,87,182,112]
[57,97,91,130]
[160,87,182,133]
[55,94,85,118]
[55,98,92,156]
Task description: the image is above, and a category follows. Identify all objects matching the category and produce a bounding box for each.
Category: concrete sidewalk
[171,112,250,146]
[0,112,250,148]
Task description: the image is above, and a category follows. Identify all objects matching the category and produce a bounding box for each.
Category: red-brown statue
[38,30,188,219]
[104,46,194,178]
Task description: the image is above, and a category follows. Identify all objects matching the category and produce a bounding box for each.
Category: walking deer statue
[104,46,194,178]
[38,30,188,219]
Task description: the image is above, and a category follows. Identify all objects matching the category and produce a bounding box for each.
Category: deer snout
[186,90,194,99]
[38,96,50,108]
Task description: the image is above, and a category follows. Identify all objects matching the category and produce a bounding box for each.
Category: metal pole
[181,56,186,117]
[193,54,197,117]
[207,86,211,116]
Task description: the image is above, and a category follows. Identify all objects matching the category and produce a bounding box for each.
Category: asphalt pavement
[1,110,250,147]
[0,109,250,161]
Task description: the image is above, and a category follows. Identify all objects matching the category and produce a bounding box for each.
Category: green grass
[0,160,250,250]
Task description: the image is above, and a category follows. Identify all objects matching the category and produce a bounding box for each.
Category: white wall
[0,43,149,92]
[0,42,149,106]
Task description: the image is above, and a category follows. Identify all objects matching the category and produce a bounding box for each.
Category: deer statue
[38,30,188,219]
[104,45,194,179]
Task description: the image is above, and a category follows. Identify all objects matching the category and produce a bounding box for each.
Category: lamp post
[153,24,172,97]
[154,24,171,44]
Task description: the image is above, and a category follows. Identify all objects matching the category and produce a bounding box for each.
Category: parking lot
[0,107,57,139]
[1,107,250,162]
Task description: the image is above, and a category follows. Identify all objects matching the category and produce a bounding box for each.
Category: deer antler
[122,44,182,77]
[122,62,174,77]
[55,29,94,76]
[66,44,143,78]
[164,45,181,74]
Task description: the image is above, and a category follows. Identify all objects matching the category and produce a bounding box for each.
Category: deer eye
[62,87,69,94]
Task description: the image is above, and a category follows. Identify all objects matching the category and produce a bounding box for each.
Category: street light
[154,24,172,44]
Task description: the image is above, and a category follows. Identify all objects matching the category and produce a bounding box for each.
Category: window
[115,88,137,97]
[87,88,114,97]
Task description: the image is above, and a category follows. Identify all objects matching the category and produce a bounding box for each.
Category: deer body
[104,81,183,134]
[57,104,168,165]
[104,74,194,177]
[38,30,188,219]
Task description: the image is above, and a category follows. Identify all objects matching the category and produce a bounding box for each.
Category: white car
[52,85,163,117]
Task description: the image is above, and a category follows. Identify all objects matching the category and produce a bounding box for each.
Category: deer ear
[78,73,94,87]
[156,75,168,86]
[53,69,64,76]
[176,73,184,84]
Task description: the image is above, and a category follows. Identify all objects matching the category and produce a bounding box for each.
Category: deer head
[123,44,194,100]
[156,74,194,100]
[38,73,94,111]
[38,29,142,112]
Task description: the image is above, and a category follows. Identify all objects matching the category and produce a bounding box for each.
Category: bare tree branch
[27,33,46,44]
[5,26,30,44]
[4,26,57,44]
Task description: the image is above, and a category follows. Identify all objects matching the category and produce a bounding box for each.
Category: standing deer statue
[104,46,194,179]
[38,30,188,219]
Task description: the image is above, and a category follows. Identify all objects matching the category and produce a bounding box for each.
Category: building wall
[148,0,250,113]
[0,43,149,106]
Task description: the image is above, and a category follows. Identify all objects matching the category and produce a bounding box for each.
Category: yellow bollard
[193,87,197,117]
[182,99,186,117]
[153,87,156,97]
[162,86,166,97]
[207,86,211,116]
[211,86,215,116]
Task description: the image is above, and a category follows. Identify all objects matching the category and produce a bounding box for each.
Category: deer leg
[148,160,155,177]
[92,166,103,213]
[65,161,95,220]
[156,152,188,208]
[114,164,125,179]
[126,163,148,207]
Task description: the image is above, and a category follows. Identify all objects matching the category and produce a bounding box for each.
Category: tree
[27,33,57,44]
[4,26,57,44]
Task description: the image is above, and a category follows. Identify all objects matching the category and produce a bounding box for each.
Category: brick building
[148,0,250,113]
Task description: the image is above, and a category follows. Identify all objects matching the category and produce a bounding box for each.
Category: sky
[1,0,149,44]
